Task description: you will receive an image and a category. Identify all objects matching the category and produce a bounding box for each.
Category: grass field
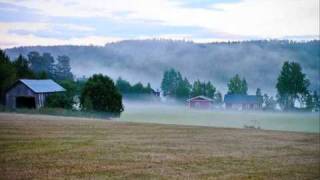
[0,113,319,179]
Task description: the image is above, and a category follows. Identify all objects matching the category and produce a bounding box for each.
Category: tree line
[116,77,153,94]
[160,62,319,112]
[161,69,222,104]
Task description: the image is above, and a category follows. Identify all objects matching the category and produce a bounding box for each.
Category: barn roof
[224,94,259,104]
[187,95,214,102]
[19,79,65,93]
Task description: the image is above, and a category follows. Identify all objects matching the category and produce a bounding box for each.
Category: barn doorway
[16,97,36,109]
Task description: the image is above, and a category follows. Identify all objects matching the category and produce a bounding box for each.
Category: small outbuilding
[224,94,261,110]
[5,79,65,109]
[187,95,214,109]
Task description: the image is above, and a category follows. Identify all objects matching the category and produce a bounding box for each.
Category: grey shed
[5,79,65,109]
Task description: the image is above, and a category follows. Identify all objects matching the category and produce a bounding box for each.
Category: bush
[80,74,123,114]
[45,93,74,109]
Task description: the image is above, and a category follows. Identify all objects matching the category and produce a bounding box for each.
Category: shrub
[45,93,74,109]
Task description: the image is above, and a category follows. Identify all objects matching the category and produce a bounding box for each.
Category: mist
[5,39,320,96]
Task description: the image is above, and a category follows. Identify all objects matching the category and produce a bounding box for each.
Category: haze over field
[5,40,320,94]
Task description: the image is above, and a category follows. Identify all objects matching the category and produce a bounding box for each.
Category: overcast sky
[0,0,319,48]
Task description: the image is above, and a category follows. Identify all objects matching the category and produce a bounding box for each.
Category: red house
[186,96,214,109]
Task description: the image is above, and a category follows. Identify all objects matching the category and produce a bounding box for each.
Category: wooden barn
[224,94,261,110]
[5,79,65,109]
[187,95,214,109]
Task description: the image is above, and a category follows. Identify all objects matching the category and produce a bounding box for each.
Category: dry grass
[0,113,319,179]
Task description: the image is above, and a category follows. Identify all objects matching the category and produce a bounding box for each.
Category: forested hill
[5,40,320,94]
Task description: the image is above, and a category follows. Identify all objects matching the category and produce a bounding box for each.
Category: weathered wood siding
[5,82,50,109]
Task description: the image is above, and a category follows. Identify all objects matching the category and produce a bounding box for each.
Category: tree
[45,93,74,109]
[42,52,55,76]
[305,91,320,111]
[80,74,123,114]
[58,80,77,97]
[256,88,263,107]
[36,71,48,79]
[214,91,222,104]
[55,55,73,80]
[227,74,248,94]
[276,61,310,111]
[191,80,216,99]
[161,68,191,99]
[263,94,277,111]
[314,91,320,112]
[28,51,55,75]
[176,77,191,99]
[28,51,43,73]
[116,77,131,93]
[13,55,35,79]
[161,68,179,96]
[0,49,16,104]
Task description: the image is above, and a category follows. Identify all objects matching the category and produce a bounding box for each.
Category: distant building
[224,94,261,110]
[5,79,65,109]
[187,95,214,109]
[152,89,161,97]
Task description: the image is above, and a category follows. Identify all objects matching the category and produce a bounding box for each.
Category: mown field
[0,113,319,179]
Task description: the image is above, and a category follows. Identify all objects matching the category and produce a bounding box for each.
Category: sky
[0,0,319,48]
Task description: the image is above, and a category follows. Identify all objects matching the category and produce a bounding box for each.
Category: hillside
[5,40,320,94]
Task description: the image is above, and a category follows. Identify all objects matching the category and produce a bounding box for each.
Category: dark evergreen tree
[13,55,35,79]
[0,49,16,104]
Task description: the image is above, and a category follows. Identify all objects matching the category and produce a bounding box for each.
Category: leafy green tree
[58,80,77,97]
[80,74,123,114]
[227,74,248,94]
[42,52,55,76]
[55,55,73,80]
[27,51,42,72]
[45,93,74,109]
[28,52,54,75]
[276,61,310,111]
[0,49,16,104]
